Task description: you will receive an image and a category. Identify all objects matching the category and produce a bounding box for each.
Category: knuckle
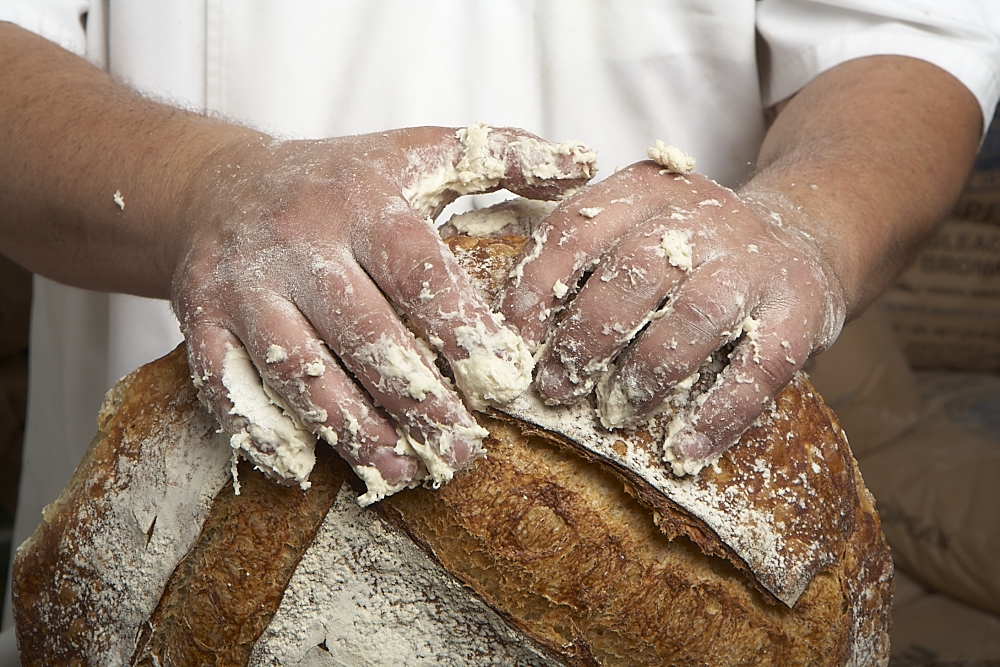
[672,297,729,340]
[751,351,793,392]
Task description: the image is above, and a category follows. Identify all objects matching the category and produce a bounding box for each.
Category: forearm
[0,21,263,297]
[743,55,981,319]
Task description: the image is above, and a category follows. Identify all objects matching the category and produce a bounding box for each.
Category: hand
[497,161,845,471]
[170,125,595,501]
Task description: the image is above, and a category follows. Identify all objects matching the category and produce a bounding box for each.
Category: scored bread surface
[12,235,892,666]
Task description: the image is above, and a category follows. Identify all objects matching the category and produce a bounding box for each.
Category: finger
[594,264,750,430]
[352,188,537,414]
[530,168,745,401]
[398,124,598,221]
[665,310,815,470]
[184,311,419,490]
[532,215,691,402]
[497,161,700,348]
[226,294,421,485]
[184,318,246,434]
[490,126,598,200]
[296,241,489,482]
[182,317,319,488]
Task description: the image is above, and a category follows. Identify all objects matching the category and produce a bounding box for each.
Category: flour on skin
[224,125,595,505]
[220,345,317,490]
[403,122,597,220]
[356,334,450,402]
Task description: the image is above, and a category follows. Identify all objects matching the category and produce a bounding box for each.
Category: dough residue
[508,136,598,186]
[357,335,449,402]
[647,140,696,174]
[220,346,317,490]
[354,463,414,508]
[508,224,549,287]
[657,230,693,271]
[451,315,535,410]
[304,360,325,377]
[444,198,556,238]
[265,344,288,364]
[402,122,596,219]
[402,123,505,218]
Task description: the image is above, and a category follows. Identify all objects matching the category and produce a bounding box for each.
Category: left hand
[497,162,846,468]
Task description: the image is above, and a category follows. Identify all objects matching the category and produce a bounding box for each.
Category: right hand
[170,125,595,497]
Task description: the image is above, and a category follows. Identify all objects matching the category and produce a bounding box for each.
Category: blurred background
[0,254,29,647]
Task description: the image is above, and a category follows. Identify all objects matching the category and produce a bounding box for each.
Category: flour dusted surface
[23,368,234,666]
[500,372,843,607]
[249,484,561,667]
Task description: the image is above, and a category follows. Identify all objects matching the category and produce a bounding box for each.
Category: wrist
[170,127,275,298]
[736,184,847,349]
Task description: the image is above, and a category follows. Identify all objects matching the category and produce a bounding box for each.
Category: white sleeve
[757,0,1000,131]
[0,0,90,55]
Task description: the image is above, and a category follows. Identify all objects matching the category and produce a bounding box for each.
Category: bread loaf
[12,236,892,666]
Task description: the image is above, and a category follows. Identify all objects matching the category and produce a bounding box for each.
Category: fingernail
[535,361,579,403]
[370,448,419,485]
[450,438,471,467]
[448,421,489,468]
[673,427,714,462]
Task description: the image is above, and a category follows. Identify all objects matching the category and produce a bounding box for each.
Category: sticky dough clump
[647,140,695,174]
[220,346,317,490]
[452,315,535,411]
[657,230,693,271]
[403,122,597,219]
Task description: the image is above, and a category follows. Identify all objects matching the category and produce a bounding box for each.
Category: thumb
[402,123,598,220]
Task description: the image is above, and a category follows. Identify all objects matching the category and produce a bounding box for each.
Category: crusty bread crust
[130,447,347,666]
[12,345,235,666]
[446,236,892,664]
[12,235,892,666]
[380,413,866,666]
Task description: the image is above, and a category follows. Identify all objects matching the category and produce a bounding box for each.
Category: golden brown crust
[448,236,891,598]
[446,234,526,306]
[444,234,892,664]
[13,345,888,667]
[378,414,854,666]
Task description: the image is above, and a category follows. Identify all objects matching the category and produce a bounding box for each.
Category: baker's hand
[497,160,846,471]
[171,125,595,499]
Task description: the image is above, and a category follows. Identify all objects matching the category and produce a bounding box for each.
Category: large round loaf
[11,236,892,666]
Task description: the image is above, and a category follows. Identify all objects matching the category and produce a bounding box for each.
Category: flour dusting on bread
[250,484,563,666]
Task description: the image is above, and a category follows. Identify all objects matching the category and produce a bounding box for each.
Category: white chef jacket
[2,0,1000,637]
